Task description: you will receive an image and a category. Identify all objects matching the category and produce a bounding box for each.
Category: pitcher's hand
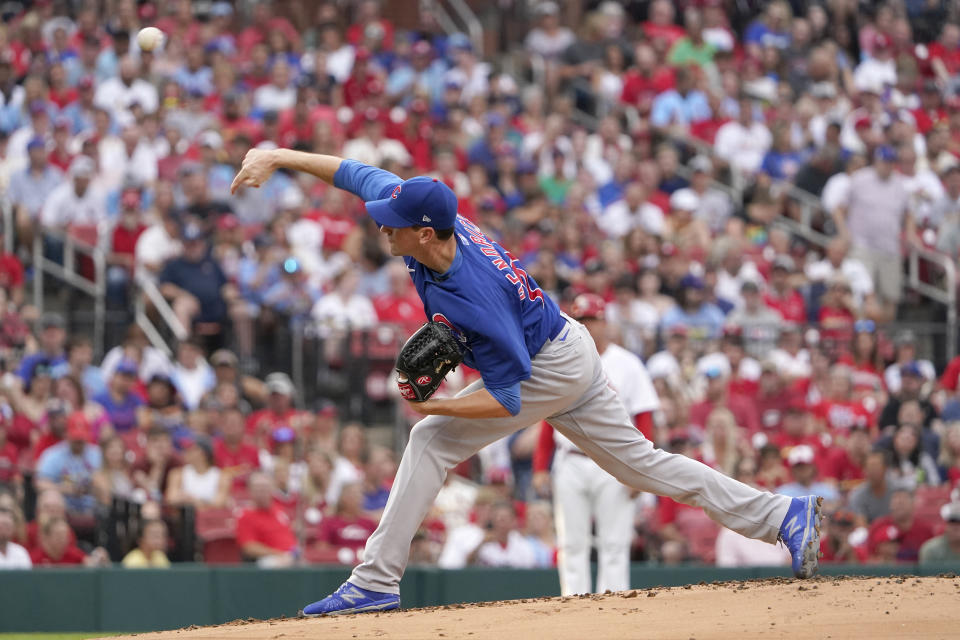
[230,148,277,194]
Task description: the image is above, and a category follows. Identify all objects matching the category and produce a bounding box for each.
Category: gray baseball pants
[350,316,791,594]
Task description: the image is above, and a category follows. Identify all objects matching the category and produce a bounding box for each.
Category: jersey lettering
[459,216,544,305]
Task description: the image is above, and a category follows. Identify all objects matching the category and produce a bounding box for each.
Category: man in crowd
[235,471,297,567]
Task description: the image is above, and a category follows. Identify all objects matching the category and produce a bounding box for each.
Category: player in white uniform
[533,293,659,595]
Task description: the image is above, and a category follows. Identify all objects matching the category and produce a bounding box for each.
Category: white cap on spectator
[265,372,295,396]
[68,155,96,177]
[200,130,223,149]
[599,1,624,17]
[669,188,700,212]
[787,445,816,467]
[280,186,305,211]
[810,82,837,99]
[689,155,713,173]
[534,1,559,16]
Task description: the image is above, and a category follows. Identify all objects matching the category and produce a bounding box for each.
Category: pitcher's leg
[593,472,633,593]
[549,385,790,543]
[552,456,592,596]
[350,411,518,592]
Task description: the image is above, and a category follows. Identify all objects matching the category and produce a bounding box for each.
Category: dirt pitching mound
[104,575,959,640]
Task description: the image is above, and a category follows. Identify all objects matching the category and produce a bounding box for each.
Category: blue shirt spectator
[36,415,102,514]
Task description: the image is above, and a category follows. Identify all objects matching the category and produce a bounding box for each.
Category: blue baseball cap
[116,358,138,376]
[901,361,923,378]
[365,177,458,230]
[27,136,45,151]
[875,145,897,162]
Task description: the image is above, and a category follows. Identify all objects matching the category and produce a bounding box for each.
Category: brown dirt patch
[102,575,960,640]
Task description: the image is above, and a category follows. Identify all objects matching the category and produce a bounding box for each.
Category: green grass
[0,634,123,639]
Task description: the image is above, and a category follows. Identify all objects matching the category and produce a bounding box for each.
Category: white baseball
[137,27,164,52]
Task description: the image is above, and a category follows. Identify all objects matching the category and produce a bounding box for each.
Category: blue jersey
[334,160,565,412]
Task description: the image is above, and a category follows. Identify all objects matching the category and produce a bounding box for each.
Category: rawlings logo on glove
[396,321,463,402]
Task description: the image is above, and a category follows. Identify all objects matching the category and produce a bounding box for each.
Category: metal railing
[134,268,189,358]
[31,225,107,356]
[420,0,483,56]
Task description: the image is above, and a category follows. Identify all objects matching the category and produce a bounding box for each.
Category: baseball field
[98,575,958,640]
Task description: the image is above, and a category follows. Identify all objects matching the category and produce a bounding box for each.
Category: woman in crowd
[92,436,135,506]
[165,436,229,509]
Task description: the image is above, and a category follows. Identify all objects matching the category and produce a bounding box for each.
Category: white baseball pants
[350,316,791,594]
[553,451,634,595]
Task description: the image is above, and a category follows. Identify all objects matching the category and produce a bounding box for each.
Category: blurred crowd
[2,0,960,572]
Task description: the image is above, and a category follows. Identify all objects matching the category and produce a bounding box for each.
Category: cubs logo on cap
[365,177,458,230]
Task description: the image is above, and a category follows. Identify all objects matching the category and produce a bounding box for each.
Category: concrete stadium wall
[2,563,959,633]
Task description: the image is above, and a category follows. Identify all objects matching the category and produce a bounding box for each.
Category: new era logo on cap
[366,177,458,230]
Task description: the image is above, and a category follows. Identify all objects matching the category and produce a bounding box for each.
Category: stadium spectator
[314,482,378,564]
[470,501,537,568]
[327,423,367,507]
[660,274,725,340]
[940,422,960,489]
[714,93,771,177]
[832,145,915,321]
[714,457,791,567]
[818,508,867,564]
[93,359,144,434]
[235,471,297,567]
[362,446,395,517]
[121,519,171,568]
[35,412,101,515]
[524,500,556,568]
[688,367,759,434]
[849,451,901,524]
[16,313,67,388]
[866,488,935,563]
[132,427,181,504]
[7,135,63,246]
[776,444,840,503]
[245,372,304,444]
[39,155,105,232]
[918,501,960,564]
[884,422,941,488]
[171,340,215,411]
[0,508,31,569]
[884,331,936,395]
[91,436,134,506]
[159,224,235,339]
[165,436,228,509]
[55,336,106,400]
[214,407,260,489]
[878,362,939,432]
[29,517,87,566]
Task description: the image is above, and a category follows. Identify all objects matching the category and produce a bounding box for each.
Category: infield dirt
[103,575,959,639]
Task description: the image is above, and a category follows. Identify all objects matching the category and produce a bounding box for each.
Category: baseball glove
[396,321,463,402]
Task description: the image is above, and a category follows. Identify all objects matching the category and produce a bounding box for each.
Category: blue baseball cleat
[778,495,823,579]
[300,581,400,617]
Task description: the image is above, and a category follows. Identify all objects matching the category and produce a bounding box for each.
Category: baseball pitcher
[230,150,823,616]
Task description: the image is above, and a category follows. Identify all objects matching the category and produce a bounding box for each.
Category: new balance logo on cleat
[339,585,366,606]
[783,515,802,539]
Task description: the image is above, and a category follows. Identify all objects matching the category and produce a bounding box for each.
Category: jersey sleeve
[333,159,402,202]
